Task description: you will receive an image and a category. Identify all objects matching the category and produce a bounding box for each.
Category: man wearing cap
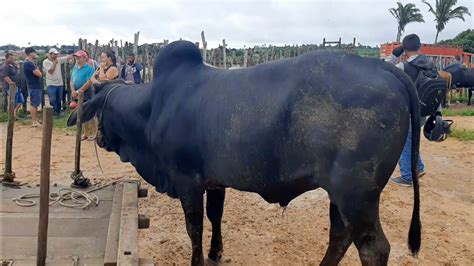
[43,48,71,117]
[71,50,96,140]
[23,47,43,127]
[120,52,143,84]
[391,34,438,186]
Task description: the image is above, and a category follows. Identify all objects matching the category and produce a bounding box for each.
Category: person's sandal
[81,136,88,141]
[31,122,39,128]
[87,136,96,141]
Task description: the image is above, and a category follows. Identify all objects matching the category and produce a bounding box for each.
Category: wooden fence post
[201,31,207,63]
[120,40,124,59]
[145,44,152,83]
[36,106,53,266]
[222,39,227,69]
[141,45,147,83]
[243,48,248,68]
[2,83,17,182]
[84,39,89,54]
[133,31,140,56]
[72,92,83,178]
[92,40,99,61]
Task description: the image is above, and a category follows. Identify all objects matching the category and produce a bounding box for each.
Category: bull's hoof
[205,257,219,266]
[208,249,223,263]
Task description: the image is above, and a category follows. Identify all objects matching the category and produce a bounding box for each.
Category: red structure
[380,42,473,69]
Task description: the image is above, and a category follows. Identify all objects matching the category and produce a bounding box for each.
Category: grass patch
[442,108,474,116]
[1,110,76,131]
[53,113,72,129]
[0,112,8,123]
[450,127,474,141]
[450,95,469,104]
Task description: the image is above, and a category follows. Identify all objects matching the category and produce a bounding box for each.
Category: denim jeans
[399,125,424,182]
[47,85,64,115]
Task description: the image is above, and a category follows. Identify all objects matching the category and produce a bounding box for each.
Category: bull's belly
[206,171,319,207]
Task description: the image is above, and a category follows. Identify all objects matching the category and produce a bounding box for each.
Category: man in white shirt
[43,48,71,116]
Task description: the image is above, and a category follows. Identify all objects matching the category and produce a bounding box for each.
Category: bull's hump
[154,41,203,73]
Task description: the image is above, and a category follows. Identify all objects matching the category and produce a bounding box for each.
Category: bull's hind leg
[320,202,353,266]
[339,193,390,266]
[206,188,226,262]
[468,88,472,105]
[177,178,205,266]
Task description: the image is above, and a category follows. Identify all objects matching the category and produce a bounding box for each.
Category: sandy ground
[0,115,473,265]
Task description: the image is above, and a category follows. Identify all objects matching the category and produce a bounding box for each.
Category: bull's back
[193,53,410,200]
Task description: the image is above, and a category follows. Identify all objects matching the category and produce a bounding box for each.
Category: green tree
[389,2,425,42]
[439,29,474,53]
[422,0,471,44]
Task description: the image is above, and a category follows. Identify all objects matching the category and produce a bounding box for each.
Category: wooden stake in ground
[243,48,248,68]
[222,39,227,69]
[93,40,99,60]
[201,31,207,63]
[70,92,90,188]
[133,31,140,56]
[2,83,17,183]
[37,106,53,266]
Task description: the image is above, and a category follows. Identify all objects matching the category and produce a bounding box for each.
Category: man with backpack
[391,34,432,186]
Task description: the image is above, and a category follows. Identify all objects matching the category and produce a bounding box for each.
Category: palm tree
[422,0,471,43]
[389,2,425,42]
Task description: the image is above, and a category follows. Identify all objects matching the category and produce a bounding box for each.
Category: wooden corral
[0,182,153,265]
[74,32,358,84]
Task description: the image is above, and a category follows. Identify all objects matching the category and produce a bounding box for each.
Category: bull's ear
[66,101,98,127]
[66,109,78,127]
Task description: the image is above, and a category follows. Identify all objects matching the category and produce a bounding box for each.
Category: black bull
[68,41,421,265]
[444,65,474,105]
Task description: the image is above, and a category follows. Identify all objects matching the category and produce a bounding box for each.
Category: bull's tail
[384,64,421,255]
[407,81,421,256]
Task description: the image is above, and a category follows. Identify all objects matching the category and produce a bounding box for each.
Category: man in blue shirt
[71,50,96,140]
[23,47,43,127]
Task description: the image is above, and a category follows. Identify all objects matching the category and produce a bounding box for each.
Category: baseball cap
[49,48,60,54]
[73,50,88,58]
[25,47,36,55]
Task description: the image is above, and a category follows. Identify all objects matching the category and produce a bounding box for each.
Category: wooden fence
[75,31,357,83]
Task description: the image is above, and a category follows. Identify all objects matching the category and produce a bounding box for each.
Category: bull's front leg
[177,176,205,266]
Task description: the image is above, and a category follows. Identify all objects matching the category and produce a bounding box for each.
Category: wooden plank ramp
[0,182,152,265]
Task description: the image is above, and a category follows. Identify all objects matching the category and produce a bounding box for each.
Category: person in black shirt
[1,53,24,114]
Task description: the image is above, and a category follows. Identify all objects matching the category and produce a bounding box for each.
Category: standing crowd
[1,47,143,133]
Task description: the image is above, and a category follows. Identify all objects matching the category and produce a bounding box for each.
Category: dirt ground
[1,115,473,265]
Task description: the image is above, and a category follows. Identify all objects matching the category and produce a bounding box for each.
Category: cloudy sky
[1,0,472,48]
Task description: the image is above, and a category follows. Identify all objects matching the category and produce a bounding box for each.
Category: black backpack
[404,59,447,116]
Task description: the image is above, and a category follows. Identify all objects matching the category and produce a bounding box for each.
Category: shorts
[29,89,42,108]
[15,87,25,106]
